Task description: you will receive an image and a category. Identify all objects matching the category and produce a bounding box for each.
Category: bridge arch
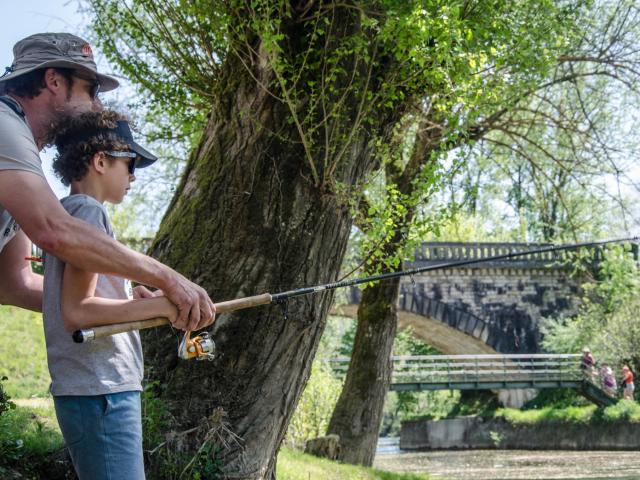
[336,303,498,355]
[338,241,590,354]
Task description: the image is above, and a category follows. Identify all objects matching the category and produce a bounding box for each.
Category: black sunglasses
[105,151,137,174]
[72,71,101,100]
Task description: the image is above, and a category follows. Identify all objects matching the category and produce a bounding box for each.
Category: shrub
[0,376,16,417]
[285,361,343,449]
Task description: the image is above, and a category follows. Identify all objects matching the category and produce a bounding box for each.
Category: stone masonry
[347,242,587,354]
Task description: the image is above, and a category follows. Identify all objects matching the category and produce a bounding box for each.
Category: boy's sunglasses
[71,71,101,100]
[105,151,137,174]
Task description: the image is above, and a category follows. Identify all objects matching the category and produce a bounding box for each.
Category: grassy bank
[0,306,49,398]
[277,448,429,480]
[1,305,426,479]
[0,401,430,480]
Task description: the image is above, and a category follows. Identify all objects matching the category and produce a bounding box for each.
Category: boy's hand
[133,286,166,299]
[133,285,154,299]
[164,299,180,326]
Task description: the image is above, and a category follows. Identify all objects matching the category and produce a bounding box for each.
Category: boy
[43,110,178,480]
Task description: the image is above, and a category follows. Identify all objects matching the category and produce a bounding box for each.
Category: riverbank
[400,400,640,451]
[374,448,640,480]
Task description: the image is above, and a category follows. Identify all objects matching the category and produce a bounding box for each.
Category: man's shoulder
[0,98,42,177]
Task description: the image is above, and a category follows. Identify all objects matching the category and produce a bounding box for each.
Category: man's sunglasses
[72,71,101,100]
[105,151,137,174]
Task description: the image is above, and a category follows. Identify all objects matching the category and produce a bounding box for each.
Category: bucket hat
[0,33,119,94]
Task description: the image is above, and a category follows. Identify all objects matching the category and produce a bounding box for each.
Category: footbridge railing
[329,354,583,391]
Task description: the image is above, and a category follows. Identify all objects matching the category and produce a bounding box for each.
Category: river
[373,438,640,480]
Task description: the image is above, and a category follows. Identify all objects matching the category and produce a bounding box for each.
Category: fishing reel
[178,331,215,361]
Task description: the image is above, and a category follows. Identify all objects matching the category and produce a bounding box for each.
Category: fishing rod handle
[72,293,273,343]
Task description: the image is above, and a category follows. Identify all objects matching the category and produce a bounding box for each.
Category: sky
[1,0,124,198]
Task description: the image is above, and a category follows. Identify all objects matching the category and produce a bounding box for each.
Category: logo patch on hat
[81,43,93,57]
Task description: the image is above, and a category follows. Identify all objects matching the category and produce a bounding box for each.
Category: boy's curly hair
[53,110,130,186]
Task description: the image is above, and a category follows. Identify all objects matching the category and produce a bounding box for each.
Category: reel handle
[72,293,273,343]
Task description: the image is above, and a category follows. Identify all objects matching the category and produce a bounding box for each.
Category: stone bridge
[336,242,621,355]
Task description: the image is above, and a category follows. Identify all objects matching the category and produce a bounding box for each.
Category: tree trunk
[327,115,443,465]
[142,47,377,478]
[326,278,400,465]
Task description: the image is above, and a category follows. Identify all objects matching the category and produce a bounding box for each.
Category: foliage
[496,400,640,424]
[444,0,640,242]
[345,0,587,271]
[522,388,587,410]
[0,403,64,475]
[496,404,598,424]
[89,0,583,195]
[187,442,225,480]
[541,244,640,372]
[0,376,15,417]
[276,447,431,480]
[445,390,500,418]
[0,306,50,398]
[599,399,640,422]
[141,381,172,452]
[286,360,343,449]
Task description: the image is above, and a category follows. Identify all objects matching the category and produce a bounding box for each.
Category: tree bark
[326,278,400,465]
[140,14,390,478]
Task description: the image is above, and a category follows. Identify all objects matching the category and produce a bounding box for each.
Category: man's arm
[0,230,43,311]
[0,169,214,330]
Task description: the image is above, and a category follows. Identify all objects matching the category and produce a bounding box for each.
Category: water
[374,438,640,480]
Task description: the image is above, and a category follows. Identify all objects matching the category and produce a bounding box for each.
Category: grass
[276,448,430,480]
[0,306,50,398]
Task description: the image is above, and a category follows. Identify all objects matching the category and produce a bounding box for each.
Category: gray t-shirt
[43,194,143,396]
[0,96,44,252]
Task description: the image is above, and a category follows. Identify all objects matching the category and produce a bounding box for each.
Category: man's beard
[41,109,69,148]
[42,100,103,148]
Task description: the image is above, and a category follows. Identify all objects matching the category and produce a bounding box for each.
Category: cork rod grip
[72,293,273,343]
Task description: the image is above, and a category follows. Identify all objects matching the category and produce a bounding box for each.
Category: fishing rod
[72,236,638,358]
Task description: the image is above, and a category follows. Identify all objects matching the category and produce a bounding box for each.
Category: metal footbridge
[329,354,618,406]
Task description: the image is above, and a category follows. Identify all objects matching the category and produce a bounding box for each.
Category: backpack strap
[0,95,26,121]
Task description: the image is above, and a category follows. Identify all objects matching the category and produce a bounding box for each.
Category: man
[0,33,214,331]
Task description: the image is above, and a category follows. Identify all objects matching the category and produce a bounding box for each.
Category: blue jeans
[54,391,145,480]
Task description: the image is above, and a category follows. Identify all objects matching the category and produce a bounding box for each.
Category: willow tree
[90,0,591,477]
[328,0,640,465]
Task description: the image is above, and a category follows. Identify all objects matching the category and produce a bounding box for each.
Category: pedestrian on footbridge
[622,365,635,400]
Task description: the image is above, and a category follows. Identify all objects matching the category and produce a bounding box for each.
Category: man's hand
[161,271,216,331]
[133,284,215,331]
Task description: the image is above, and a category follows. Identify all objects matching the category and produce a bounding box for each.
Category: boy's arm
[61,261,178,332]
[0,230,42,312]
